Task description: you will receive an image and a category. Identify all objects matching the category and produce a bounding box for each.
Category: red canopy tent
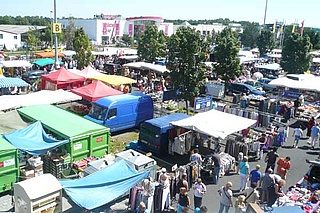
[41,67,86,90]
[70,80,123,102]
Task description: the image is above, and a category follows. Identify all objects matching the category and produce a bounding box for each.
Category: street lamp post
[50,11,53,49]
[263,0,269,29]
[54,0,59,69]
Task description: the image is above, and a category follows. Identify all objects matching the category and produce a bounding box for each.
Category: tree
[26,26,41,52]
[241,22,260,48]
[257,29,275,56]
[167,27,208,114]
[280,33,312,74]
[64,19,77,50]
[137,25,167,63]
[303,28,320,49]
[214,27,242,86]
[206,29,218,45]
[73,28,93,69]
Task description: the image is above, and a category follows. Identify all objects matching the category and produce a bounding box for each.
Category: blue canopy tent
[0,77,29,88]
[3,121,69,156]
[60,160,149,210]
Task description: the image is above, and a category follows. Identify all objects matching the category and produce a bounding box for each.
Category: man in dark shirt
[211,152,221,185]
[264,147,279,173]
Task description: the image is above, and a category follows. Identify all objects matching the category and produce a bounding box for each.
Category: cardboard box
[20,166,35,178]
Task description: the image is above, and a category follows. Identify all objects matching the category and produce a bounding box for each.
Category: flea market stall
[17,104,110,178]
[41,67,85,90]
[14,174,62,213]
[0,77,29,95]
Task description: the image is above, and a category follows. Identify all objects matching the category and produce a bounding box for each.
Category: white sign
[4,159,15,167]
[74,143,82,151]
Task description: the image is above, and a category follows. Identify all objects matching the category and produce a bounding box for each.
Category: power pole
[54,0,59,69]
[263,0,268,29]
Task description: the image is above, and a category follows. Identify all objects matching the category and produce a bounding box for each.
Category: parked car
[103,63,121,75]
[244,80,264,91]
[258,78,277,92]
[227,82,265,96]
[22,70,47,84]
[297,159,320,188]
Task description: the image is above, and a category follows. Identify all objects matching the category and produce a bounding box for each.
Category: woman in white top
[292,125,303,148]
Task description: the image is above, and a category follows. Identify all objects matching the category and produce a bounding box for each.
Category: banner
[128,24,133,36]
[300,20,305,36]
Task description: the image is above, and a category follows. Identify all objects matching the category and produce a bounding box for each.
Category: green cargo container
[0,137,19,193]
[18,105,110,161]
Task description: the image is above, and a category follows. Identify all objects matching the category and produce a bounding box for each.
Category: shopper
[218,182,233,213]
[190,148,204,165]
[239,156,250,191]
[267,179,286,207]
[177,173,189,192]
[243,183,260,204]
[264,147,279,173]
[249,165,261,186]
[260,168,273,204]
[193,178,206,209]
[200,206,208,213]
[307,117,315,140]
[211,152,221,185]
[257,133,267,160]
[276,156,291,180]
[311,123,320,150]
[177,187,190,213]
[136,201,150,213]
[292,125,303,148]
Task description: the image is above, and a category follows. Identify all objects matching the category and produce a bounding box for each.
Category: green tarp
[18,104,108,137]
[32,58,62,67]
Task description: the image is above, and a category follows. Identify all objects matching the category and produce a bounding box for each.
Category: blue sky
[4,0,320,28]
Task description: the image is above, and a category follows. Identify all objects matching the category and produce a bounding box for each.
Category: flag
[280,23,285,33]
[300,20,305,36]
[292,23,296,33]
[272,21,276,33]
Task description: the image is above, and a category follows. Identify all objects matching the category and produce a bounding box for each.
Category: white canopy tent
[269,74,320,92]
[313,58,320,63]
[61,50,76,56]
[170,109,256,139]
[255,63,281,70]
[69,66,105,79]
[141,63,170,74]
[0,60,32,68]
[123,61,149,68]
[0,90,82,111]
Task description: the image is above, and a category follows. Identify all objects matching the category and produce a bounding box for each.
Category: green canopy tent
[32,58,63,67]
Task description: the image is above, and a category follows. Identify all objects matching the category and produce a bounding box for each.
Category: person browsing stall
[276,156,291,180]
[190,148,204,165]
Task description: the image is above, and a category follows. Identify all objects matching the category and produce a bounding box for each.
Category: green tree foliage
[206,29,218,45]
[64,19,77,50]
[26,26,41,51]
[241,22,260,48]
[214,27,241,85]
[137,25,167,62]
[257,30,275,56]
[281,33,312,74]
[303,28,320,49]
[73,28,93,69]
[121,34,133,46]
[167,27,208,114]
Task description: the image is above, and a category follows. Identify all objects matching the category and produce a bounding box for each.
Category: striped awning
[0,77,29,88]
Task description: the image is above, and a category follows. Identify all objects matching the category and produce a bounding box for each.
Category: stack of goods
[278,186,320,212]
[20,156,44,179]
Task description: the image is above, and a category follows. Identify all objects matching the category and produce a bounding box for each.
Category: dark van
[85,93,154,132]
[138,113,190,154]
[103,63,121,75]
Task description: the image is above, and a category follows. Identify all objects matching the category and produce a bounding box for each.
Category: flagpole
[263,0,268,29]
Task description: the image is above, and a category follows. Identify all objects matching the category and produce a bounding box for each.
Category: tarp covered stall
[141,63,170,74]
[0,137,19,193]
[32,58,60,67]
[90,75,136,86]
[60,159,149,210]
[18,105,110,161]
[61,50,76,57]
[71,80,123,102]
[123,61,148,69]
[3,121,69,156]
[34,52,65,58]
[0,90,82,112]
[41,67,85,90]
[0,77,29,88]
[0,110,29,134]
[255,63,281,70]
[0,60,32,68]
[14,174,62,213]
[115,149,157,179]
[69,66,105,79]
[170,109,256,139]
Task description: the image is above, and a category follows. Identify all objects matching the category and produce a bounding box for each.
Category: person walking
[292,125,303,148]
[211,152,221,185]
[193,178,206,209]
[249,165,262,186]
[177,173,189,191]
[177,187,190,213]
[307,117,315,141]
[276,156,291,180]
[243,183,260,204]
[311,123,320,150]
[264,147,279,173]
[218,182,233,213]
[260,168,273,204]
[239,156,250,191]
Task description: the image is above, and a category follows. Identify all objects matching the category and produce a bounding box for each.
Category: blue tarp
[60,160,149,210]
[0,77,29,88]
[3,121,69,156]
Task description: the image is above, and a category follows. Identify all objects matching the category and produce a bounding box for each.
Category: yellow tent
[0,67,3,76]
[90,75,136,86]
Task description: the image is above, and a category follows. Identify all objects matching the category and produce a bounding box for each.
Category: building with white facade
[0,25,46,51]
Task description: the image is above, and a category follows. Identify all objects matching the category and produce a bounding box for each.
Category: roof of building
[0,25,47,34]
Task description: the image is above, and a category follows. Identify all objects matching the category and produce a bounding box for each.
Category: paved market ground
[0,122,319,212]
